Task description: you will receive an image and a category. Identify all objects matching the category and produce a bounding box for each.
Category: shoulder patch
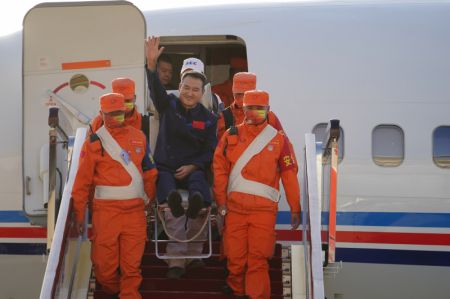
[131,139,144,146]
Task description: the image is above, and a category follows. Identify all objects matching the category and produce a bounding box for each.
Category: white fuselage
[1,1,450,298]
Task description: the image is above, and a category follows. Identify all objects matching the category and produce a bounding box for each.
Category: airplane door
[22,1,146,224]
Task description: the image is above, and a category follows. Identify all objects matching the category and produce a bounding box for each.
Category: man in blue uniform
[145,36,218,278]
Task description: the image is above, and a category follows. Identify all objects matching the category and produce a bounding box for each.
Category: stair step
[94,290,285,299]
[142,253,283,268]
[140,265,283,281]
[95,278,283,294]
[94,242,287,298]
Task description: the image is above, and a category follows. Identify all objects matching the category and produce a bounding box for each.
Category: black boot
[166,266,186,279]
[167,190,184,218]
[186,192,204,219]
[222,284,248,298]
[222,283,234,295]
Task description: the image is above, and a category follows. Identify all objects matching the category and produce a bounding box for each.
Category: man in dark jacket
[145,36,217,278]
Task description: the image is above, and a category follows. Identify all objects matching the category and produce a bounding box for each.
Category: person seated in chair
[145,36,218,279]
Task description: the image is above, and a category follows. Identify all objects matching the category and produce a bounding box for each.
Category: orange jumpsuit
[72,125,157,299]
[217,102,285,141]
[87,108,147,226]
[90,108,143,132]
[212,79,233,108]
[213,122,300,299]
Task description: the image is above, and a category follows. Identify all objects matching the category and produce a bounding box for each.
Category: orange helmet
[100,93,125,113]
[112,78,135,100]
[232,72,257,94]
[243,90,269,107]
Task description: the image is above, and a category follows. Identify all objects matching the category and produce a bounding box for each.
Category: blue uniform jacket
[146,68,218,172]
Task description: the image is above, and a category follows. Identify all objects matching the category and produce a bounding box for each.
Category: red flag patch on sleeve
[192,120,206,130]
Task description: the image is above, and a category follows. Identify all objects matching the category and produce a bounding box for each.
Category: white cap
[180,57,204,74]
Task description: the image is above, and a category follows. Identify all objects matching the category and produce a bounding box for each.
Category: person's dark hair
[158,54,173,66]
[181,71,207,89]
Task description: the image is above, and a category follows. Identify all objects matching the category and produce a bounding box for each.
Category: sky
[0,0,303,37]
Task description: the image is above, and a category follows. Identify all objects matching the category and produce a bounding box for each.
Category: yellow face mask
[255,109,268,118]
[104,113,125,128]
[244,108,268,124]
[113,114,125,123]
[124,102,135,111]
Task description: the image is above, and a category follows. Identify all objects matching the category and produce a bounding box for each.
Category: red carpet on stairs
[93,241,286,299]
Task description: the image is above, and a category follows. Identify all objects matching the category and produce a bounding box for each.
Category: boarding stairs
[39,120,341,299]
[91,240,287,299]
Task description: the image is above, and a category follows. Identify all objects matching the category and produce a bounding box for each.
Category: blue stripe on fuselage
[2,210,450,227]
[0,211,30,223]
[0,243,46,255]
[336,248,450,267]
[276,211,450,227]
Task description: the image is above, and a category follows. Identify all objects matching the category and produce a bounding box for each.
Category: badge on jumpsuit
[120,149,130,165]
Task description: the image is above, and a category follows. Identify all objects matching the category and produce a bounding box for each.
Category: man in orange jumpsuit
[212,57,247,107]
[72,93,158,299]
[213,90,301,299]
[217,72,285,141]
[90,78,149,137]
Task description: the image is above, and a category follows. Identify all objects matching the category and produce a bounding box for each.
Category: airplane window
[312,123,344,162]
[372,125,404,167]
[433,126,450,168]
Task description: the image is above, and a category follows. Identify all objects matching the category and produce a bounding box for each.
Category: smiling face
[178,74,204,109]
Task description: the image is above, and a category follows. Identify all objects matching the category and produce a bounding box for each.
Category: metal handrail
[40,127,87,299]
[300,119,341,299]
[303,133,325,299]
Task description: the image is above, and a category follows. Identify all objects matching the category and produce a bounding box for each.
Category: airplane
[0,0,449,298]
